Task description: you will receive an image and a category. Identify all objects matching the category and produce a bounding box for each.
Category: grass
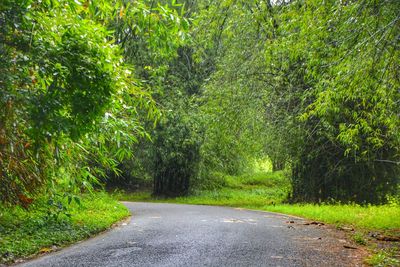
[262,204,400,231]
[117,171,290,206]
[0,192,130,264]
[366,248,400,267]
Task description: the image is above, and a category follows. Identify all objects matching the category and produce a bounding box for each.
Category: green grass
[262,203,400,231]
[366,249,400,267]
[0,192,129,264]
[117,171,290,206]
[366,245,400,267]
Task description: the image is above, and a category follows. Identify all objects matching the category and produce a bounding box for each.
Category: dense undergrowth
[0,192,129,264]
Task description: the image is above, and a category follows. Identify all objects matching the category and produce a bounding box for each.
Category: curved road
[18,202,363,267]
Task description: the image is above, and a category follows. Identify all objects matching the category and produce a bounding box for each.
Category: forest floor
[114,171,400,266]
[0,192,129,265]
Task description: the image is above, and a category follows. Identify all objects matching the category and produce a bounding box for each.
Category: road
[17,202,364,267]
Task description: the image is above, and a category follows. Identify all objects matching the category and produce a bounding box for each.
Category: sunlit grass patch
[262,203,400,231]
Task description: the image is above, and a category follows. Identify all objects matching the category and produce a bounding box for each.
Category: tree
[262,0,400,203]
[0,0,153,204]
[191,0,400,203]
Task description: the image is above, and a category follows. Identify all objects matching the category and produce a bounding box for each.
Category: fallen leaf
[338,226,354,231]
[271,256,284,259]
[39,247,52,253]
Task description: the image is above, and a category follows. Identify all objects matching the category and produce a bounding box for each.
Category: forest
[1,0,399,265]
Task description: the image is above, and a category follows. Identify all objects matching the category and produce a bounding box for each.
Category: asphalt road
[17,202,363,267]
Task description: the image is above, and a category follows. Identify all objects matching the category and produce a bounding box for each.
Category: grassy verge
[0,192,130,264]
[114,171,400,266]
[259,204,400,231]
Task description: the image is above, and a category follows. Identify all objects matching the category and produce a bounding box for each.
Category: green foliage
[105,0,400,203]
[0,0,157,204]
[152,110,202,196]
[2,0,124,140]
[1,0,398,232]
[30,11,118,139]
[88,0,203,197]
[194,0,269,176]
[193,0,400,203]
[266,1,400,203]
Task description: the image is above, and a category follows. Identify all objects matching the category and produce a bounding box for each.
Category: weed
[366,248,400,267]
[353,232,367,245]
